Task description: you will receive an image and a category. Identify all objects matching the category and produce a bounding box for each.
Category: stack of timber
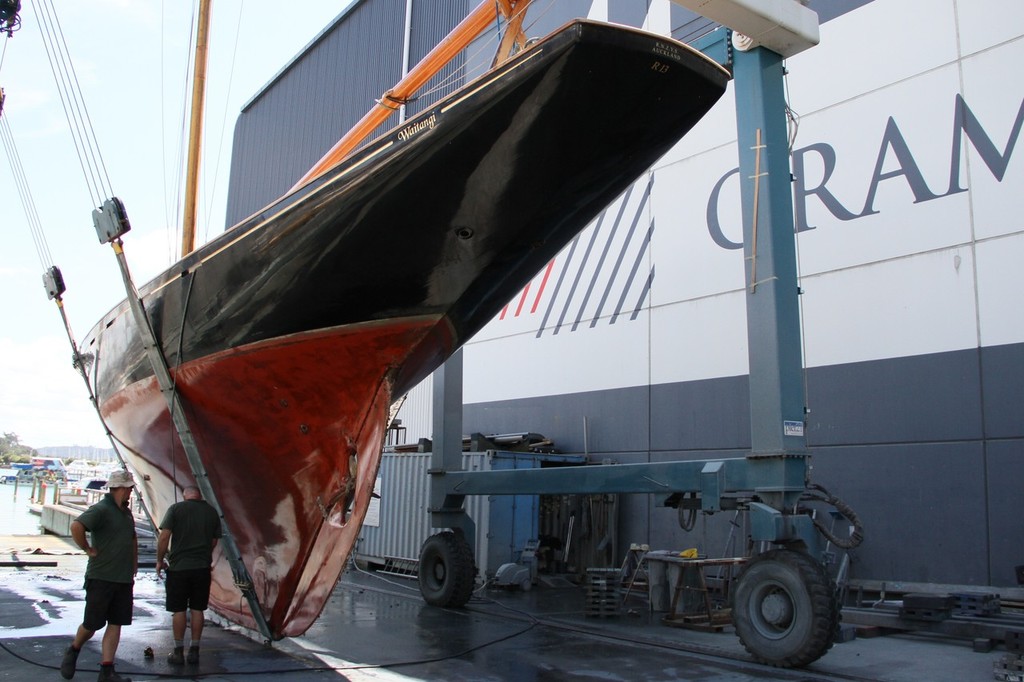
[843,579,1024,647]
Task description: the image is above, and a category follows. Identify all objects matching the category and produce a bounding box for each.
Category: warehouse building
[224,0,1023,590]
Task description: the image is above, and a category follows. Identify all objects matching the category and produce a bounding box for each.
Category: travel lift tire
[418,529,476,607]
[732,548,840,668]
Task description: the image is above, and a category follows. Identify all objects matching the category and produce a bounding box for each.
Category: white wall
[399,0,1024,440]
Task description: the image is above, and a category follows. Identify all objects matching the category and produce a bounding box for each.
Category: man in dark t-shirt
[61,468,138,682]
[156,485,222,666]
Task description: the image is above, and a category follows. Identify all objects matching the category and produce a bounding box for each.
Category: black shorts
[83,579,133,630]
[165,568,212,612]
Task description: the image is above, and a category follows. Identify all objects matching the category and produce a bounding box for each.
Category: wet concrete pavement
[0,535,1009,681]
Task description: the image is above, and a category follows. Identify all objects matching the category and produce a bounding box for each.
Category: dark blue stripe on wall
[536,233,581,338]
[612,218,653,324]
[554,210,606,335]
[536,177,657,337]
[591,178,651,327]
[631,266,653,321]
[572,184,636,331]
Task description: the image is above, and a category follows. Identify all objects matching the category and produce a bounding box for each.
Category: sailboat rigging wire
[166,0,205,266]
[204,2,244,244]
[33,0,112,206]
[415,0,541,104]
[522,0,556,35]
[162,0,189,268]
[1,96,144,511]
[0,112,55,270]
[0,11,138,496]
[783,65,811,417]
[1,27,10,70]
[0,142,153,496]
[783,71,801,152]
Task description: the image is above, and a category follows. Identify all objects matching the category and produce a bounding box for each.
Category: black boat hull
[81,20,728,636]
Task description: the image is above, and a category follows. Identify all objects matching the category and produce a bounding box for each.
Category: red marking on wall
[531,260,555,313]
[514,282,532,316]
[501,258,556,319]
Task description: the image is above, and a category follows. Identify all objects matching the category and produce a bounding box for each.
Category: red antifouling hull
[102,317,442,636]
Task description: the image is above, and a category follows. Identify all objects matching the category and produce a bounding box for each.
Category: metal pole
[428,350,475,541]
[106,236,274,642]
[732,43,809,511]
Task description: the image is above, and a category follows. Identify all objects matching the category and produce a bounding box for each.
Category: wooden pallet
[952,592,1001,617]
[585,568,621,618]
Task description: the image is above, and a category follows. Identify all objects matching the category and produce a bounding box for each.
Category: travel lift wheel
[418,529,476,607]
[732,548,840,668]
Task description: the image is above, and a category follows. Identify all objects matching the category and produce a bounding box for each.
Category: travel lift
[418,0,864,669]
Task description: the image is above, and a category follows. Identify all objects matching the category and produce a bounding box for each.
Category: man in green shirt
[156,485,222,666]
[61,469,138,682]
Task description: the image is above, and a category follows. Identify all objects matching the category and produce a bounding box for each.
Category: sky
[0,1,354,450]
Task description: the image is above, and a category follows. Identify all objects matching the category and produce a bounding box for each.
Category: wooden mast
[290,0,530,192]
[181,0,212,257]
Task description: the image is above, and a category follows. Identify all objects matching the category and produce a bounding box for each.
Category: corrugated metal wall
[224,0,481,226]
[358,451,588,578]
[404,0,471,117]
[225,0,407,226]
[357,452,488,567]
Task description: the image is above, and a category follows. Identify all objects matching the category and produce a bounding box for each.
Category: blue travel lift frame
[419,24,860,669]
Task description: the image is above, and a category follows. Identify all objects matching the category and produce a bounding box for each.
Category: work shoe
[186,646,200,664]
[166,647,185,665]
[96,664,131,682]
[60,645,79,679]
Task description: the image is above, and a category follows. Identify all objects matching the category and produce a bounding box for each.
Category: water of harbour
[0,481,45,535]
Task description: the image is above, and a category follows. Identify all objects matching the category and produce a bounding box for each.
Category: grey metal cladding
[466,346,1013,454]
[980,343,1024,439]
[807,349,985,446]
[404,0,472,118]
[225,0,406,227]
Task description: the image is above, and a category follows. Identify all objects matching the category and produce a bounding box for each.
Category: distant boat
[79,15,728,637]
[64,461,120,485]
